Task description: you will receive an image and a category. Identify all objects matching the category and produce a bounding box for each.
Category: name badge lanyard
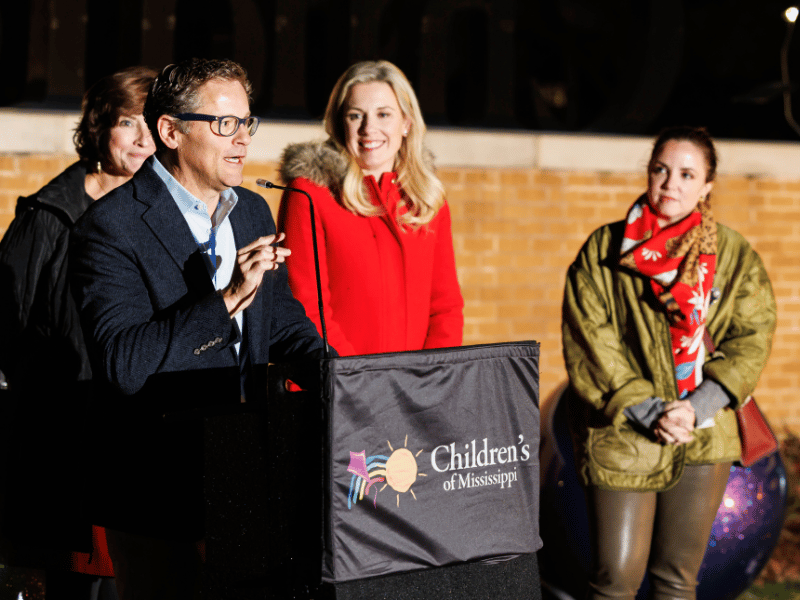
[194,227,218,286]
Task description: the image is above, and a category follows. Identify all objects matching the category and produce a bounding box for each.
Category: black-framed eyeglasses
[172,113,260,137]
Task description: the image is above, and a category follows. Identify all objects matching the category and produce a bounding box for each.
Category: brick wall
[436,167,800,435]
[0,155,75,224]
[2,151,798,434]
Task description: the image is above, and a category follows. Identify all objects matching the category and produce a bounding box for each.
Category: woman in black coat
[0,65,155,597]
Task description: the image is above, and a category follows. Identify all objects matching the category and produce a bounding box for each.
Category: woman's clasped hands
[653,399,696,445]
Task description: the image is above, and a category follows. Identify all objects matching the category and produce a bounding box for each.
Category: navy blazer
[70,160,327,538]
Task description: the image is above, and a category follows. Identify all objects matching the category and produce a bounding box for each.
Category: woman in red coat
[277,60,463,357]
[277,60,542,600]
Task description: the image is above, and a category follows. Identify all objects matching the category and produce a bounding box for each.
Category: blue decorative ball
[539,388,788,600]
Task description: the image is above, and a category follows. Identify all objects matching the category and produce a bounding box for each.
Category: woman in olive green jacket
[562,126,776,600]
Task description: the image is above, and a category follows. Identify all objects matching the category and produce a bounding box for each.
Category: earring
[96,161,102,173]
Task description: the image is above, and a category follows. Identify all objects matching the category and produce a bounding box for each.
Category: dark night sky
[3,0,800,142]
[512,0,800,140]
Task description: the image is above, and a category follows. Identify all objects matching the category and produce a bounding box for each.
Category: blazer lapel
[133,161,219,318]
[135,162,200,271]
[229,197,265,364]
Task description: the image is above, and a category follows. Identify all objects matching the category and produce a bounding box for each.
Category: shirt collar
[151,155,238,225]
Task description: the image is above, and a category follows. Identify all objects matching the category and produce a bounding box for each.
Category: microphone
[257,179,330,359]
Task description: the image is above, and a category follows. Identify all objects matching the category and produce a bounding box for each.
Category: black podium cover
[320,342,542,583]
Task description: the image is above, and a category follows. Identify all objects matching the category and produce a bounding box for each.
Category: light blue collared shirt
[151,156,242,352]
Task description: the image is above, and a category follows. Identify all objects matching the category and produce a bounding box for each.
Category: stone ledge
[1,109,799,178]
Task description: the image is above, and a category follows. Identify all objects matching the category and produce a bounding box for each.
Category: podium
[201,342,542,599]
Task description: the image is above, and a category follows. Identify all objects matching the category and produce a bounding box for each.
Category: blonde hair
[323,60,445,228]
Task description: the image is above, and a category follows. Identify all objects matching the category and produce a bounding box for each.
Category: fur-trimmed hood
[278,140,348,192]
[278,139,437,192]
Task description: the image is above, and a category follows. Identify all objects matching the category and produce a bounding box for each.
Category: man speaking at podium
[70,58,328,599]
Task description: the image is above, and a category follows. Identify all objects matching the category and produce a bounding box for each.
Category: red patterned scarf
[619,196,717,398]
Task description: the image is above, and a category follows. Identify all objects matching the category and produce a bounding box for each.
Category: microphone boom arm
[257,179,331,359]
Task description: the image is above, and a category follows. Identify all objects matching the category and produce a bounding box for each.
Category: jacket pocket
[588,425,666,474]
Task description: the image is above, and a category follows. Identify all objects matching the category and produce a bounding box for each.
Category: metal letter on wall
[271,0,307,114]
[229,0,267,106]
[141,0,177,75]
[48,0,88,101]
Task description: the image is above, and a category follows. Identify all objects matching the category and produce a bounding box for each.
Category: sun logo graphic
[346,435,427,509]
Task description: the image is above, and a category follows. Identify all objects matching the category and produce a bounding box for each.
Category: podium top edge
[327,341,539,361]
[321,341,540,373]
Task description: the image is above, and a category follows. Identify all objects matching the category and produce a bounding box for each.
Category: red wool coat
[277,166,463,357]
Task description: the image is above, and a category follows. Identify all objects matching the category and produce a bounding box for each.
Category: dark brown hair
[649,125,718,183]
[144,58,253,152]
[73,66,157,170]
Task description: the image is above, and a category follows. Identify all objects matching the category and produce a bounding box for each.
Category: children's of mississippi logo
[346,435,427,509]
